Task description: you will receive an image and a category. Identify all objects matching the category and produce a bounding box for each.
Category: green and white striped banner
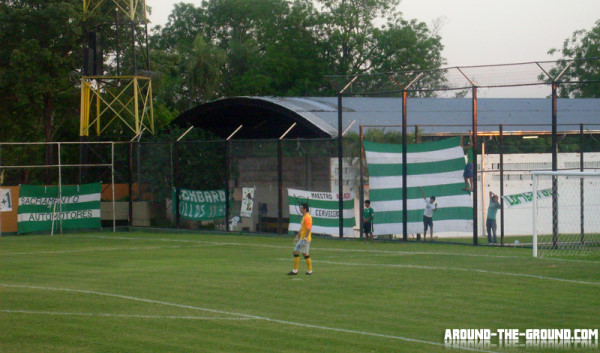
[17,183,101,234]
[287,188,355,237]
[364,137,472,235]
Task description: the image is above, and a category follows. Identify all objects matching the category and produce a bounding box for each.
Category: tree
[150,3,227,110]
[317,0,445,78]
[546,19,600,98]
[150,0,446,102]
[0,0,83,182]
[318,0,399,75]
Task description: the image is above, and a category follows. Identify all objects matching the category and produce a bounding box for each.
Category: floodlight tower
[80,0,154,138]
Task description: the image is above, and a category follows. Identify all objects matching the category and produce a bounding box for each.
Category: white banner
[240,187,255,218]
[502,188,553,208]
[287,188,355,237]
[0,189,13,212]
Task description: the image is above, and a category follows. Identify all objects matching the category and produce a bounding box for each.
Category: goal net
[532,171,600,258]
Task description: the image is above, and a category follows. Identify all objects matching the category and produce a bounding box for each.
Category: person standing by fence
[363,200,374,243]
[486,191,501,245]
[418,187,437,241]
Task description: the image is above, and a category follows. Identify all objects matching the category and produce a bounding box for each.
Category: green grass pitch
[1,231,599,352]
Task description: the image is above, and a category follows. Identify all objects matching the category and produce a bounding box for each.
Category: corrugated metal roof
[296,97,600,135]
[173,97,600,138]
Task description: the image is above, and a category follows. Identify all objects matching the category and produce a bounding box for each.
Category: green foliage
[149,0,446,107]
[0,0,81,143]
[1,0,448,145]
[545,19,600,98]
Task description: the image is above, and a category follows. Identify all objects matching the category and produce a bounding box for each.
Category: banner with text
[17,183,101,234]
[0,188,12,212]
[173,188,227,221]
[287,188,355,237]
[502,189,553,208]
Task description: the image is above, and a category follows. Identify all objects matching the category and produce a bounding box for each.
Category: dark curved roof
[172,96,600,139]
[171,96,338,139]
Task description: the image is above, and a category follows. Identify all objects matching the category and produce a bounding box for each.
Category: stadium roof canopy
[171,96,600,139]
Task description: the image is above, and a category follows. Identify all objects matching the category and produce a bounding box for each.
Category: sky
[145,0,600,97]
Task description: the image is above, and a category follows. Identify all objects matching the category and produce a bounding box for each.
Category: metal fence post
[552,82,558,248]
[224,140,230,232]
[402,90,408,241]
[499,124,504,246]
[338,93,344,238]
[359,125,364,240]
[128,142,133,227]
[173,141,180,228]
[580,123,584,242]
[278,139,283,234]
[472,86,479,245]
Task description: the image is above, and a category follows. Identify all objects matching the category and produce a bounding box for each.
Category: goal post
[532,171,600,258]
[0,141,117,234]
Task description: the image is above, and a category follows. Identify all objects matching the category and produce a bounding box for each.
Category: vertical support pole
[148,80,154,134]
[96,81,101,136]
[278,139,283,234]
[224,140,230,232]
[136,141,141,225]
[144,22,150,70]
[472,86,479,245]
[401,90,408,241]
[499,125,505,246]
[131,19,136,74]
[111,142,116,232]
[580,123,584,243]
[58,143,63,235]
[79,136,88,184]
[337,93,344,238]
[174,141,180,228]
[359,125,364,240]
[532,172,538,258]
[414,125,419,144]
[128,142,133,227]
[551,82,558,248]
[134,78,140,134]
[481,141,486,237]
[80,80,88,137]
[116,7,120,76]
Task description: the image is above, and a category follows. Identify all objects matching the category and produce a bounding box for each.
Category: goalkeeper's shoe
[287,271,298,275]
[305,271,312,275]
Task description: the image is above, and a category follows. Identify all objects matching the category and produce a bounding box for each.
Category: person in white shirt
[418,186,437,241]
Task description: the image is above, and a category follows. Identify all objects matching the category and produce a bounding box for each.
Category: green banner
[17,183,101,234]
[173,188,227,221]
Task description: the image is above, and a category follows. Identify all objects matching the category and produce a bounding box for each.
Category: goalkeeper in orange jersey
[288,203,313,275]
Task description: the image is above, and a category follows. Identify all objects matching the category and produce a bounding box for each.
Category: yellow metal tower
[80,0,154,137]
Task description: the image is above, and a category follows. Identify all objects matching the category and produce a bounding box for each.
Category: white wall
[478,152,600,237]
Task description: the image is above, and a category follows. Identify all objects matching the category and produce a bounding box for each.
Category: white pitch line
[0,283,496,353]
[67,234,533,260]
[10,234,599,265]
[312,260,600,286]
[0,243,214,256]
[1,246,167,256]
[0,309,253,321]
[96,235,600,264]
